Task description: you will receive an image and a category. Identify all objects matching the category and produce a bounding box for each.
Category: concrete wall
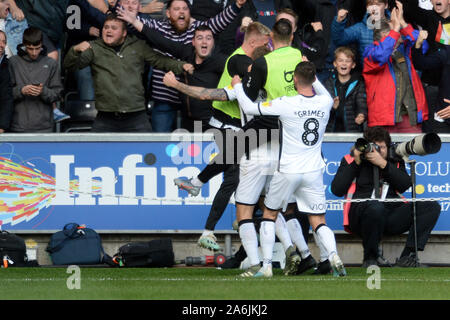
[18,232,450,267]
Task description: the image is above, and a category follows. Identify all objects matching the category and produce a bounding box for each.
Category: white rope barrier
[2,179,449,205]
[21,186,450,205]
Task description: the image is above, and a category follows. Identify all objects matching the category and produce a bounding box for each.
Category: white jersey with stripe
[234,80,333,174]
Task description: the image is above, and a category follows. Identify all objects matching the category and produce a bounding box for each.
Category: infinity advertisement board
[0,134,449,232]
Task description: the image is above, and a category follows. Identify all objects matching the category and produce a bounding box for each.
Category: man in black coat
[412,28,450,133]
[0,30,14,133]
[331,126,441,267]
[294,0,356,82]
[399,0,450,132]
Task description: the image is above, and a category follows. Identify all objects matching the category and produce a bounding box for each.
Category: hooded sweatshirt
[8,45,63,132]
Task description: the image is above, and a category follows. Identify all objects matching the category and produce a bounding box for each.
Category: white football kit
[234,80,333,213]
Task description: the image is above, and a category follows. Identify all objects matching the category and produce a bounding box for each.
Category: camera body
[355,133,441,162]
[354,138,381,156]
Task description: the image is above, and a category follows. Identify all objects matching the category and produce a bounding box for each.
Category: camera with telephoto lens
[389,133,441,161]
[354,138,381,158]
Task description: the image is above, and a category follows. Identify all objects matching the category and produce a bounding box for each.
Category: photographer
[331,126,441,267]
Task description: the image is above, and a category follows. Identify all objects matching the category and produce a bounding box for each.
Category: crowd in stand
[0,0,449,134]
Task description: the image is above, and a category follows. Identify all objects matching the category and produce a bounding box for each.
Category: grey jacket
[9,47,63,132]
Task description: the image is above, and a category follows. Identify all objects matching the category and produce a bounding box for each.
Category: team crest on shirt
[261,101,272,107]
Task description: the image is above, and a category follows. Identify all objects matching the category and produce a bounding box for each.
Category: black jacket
[15,0,68,45]
[331,152,412,203]
[0,56,14,131]
[191,0,228,21]
[413,45,450,129]
[331,151,412,230]
[293,24,327,65]
[141,24,227,121]
[297,0,358,70]
[65,0,103,56]
[400,0,450,85]
[324,71,367,132]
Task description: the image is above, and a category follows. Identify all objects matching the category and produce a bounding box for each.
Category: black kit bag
[46,223,108,265]
[113,238,175,268]
[0,230,27,267]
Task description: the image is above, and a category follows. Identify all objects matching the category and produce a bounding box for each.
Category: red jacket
[362,25,428,127]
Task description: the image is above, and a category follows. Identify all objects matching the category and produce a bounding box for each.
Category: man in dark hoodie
[8,27,63,133]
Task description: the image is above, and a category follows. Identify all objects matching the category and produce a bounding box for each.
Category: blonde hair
[334,46,356,62]
[244,22,271,42]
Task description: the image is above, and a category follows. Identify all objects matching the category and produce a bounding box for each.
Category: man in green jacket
[64,13,193,132]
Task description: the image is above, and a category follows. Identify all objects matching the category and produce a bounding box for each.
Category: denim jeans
[151,101,178,132]
[74,66,95,101]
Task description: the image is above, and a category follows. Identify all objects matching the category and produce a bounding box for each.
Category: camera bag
[0,230,28,267]
[112,238,175,268]
[46,223,107,265]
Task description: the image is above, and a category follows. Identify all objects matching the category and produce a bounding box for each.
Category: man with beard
[63,14,193,132]
[137,0,247,132]
[118,8,226,130]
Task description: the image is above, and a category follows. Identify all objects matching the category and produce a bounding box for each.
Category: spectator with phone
[8,27,63,132]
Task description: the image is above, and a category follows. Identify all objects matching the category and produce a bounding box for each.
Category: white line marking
[2,277,450,283]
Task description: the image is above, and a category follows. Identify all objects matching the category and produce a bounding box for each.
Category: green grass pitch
[0,267,449,300]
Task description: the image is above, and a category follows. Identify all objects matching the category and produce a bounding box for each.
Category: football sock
[191,177,203,187]
[275,213,294,251]
[260,219,276,268]
[238,220,260,267]
[286,217,311,259]
[313,230,329,262]
[315,224,338,260]
[201,229,213,237]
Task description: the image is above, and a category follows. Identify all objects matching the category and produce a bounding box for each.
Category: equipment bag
[113,238,175,268]
[0,230,27,267]
[46,223,106,265]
